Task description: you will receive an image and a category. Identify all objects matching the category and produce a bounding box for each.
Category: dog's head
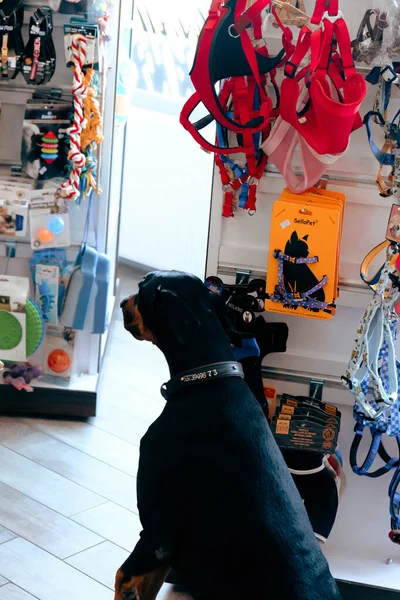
[120,270,241,348]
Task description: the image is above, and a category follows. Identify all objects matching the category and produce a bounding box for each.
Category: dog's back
[137,378,340,600]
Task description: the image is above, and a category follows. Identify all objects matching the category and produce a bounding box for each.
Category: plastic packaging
[352,0,400,65]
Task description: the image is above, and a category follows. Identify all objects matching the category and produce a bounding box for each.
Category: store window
[119,0,213,277]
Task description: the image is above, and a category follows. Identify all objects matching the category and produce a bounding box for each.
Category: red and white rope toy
[61,34,88,202]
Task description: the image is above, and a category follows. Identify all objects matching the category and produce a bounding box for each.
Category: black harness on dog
[161,361,244,400]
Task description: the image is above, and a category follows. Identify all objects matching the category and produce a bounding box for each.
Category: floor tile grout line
[67,496,139,518]
[0,527,17,546]
[0,440,139,516]
[15,419,141,478]
[0,536,113,590]
[0,531,107,567]
[62,539,108,561]
[93,398,164,425]
[0,481,111,550]
[84,419,145,449]
[66,537,135,558]
[0,446,109,517]
[63,539,126,592]
[10,582,41,600]
[67,509,139,553]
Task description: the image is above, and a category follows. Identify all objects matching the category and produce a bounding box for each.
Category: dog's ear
[207,290,242,348]
[156,288,201,346]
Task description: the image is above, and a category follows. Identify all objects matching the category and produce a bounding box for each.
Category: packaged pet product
[0,198,28,237]
[0,4,25,80]
[0,275,29,362]
[21,101,72,180]
[35,264,59,324]
[64,23,98,69]
[30,248,68,316]
[29,190,71,250]
[265,189,344,320]
[21,7,56,84]
[44,323,75,381]
[271,394,343,541]
[352,1,400,66]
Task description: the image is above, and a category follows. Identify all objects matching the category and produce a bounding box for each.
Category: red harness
[180,0,293,216]
[180,0,294,154]
[280,0,366,155]
[215,74,275,216]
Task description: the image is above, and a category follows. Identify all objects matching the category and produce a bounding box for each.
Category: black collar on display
[161,361,244,400]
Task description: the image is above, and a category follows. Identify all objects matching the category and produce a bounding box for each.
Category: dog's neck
[159,328,236,378]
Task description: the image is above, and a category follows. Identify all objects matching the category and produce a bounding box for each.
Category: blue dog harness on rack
[269,250,329,311]
[350,337,400,478]
[364,64,400,197]
[344,254,400,543]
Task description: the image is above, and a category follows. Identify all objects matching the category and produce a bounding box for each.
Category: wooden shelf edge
[0,385,97,417]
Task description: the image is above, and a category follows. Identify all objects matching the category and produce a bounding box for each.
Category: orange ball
[38,228,54,244]
[48,349,71,373]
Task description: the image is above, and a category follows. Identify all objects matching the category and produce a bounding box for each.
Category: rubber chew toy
[48,349,71,373]
[41,131,59,164]
[0,311,23,350]
[61,34,88,202]
[3,363,43,392]
[0,298,44,359]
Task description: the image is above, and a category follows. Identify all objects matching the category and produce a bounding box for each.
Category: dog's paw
[114,568,139,600]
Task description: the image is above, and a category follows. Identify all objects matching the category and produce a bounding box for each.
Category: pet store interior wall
[205,0,400,591]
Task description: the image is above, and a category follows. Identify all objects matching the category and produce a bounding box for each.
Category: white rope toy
[61,34,88,202]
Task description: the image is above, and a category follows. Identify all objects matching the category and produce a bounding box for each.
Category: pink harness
[262,80,346,193]
[262,2,366,192]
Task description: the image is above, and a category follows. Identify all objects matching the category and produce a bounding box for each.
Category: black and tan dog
[116,270,341,600]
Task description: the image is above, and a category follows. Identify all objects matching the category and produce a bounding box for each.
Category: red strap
[284,26,323,78]
[315,17,356,81]
[222,190,235,218]
[215,155,230,186]
[233,0,294,61]
[189,3,268,135]
[311,0,339,25]
[271,5,293,52]
[332,17,356,76]
[252,12,263,40]
[245,184,257,212]
[233,0,272,35]
[208,0,224,17]
[180,92,249,154]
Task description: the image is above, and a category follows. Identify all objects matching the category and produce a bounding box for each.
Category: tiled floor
[0,265,191,600]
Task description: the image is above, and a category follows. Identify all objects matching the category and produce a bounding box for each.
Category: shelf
[0,373,98,417]
[24,9,84,28]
